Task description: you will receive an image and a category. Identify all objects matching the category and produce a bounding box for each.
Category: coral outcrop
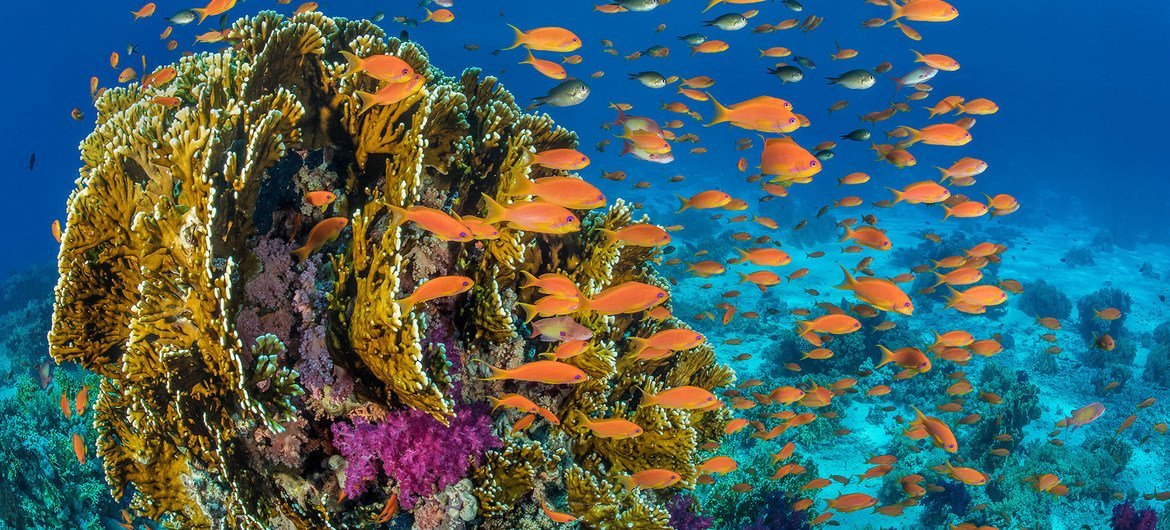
[48,11,730,528]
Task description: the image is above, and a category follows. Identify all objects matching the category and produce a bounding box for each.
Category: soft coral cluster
[330,405,500,509]
[1111,501,1157,530]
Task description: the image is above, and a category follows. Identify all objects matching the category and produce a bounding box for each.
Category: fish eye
[810,161,818,166]
[574,375,582,380]
[459,232,468,238]
[706,396,713,401]
[789,118,796,123]
[566,216,576,222]
[462,281,469,286]
[656,293,665,298]
[402,68,409,74]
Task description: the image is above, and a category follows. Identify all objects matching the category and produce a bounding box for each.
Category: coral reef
[1060,246,1095,267]
[1015,279,1072,320]
[47,11,731,528]
[665,494,715,530]
[1076,286,1132,342]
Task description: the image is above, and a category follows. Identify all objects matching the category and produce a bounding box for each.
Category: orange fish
[912,50,959,71]
[60,391,72,418]
[888,180,950,204]
[393,276,474,312]
[291,217,348,262]
[354,74,426,115]
[942,200,989,220]
[75,386,89,416]
[574,411,644,439]
[826,493,878,513]
[482,196,580,234]
[706,95,798,133]
[580,282,667,314]
[51,220,62,243]
[503,25,581,53]
[888,0,958,23]
[531,149,591,171]
[797,314,861,336]
[641,385,719,410]
[519,50,566,79]
[619,469,681,491]
[132,3,156,20]
[423,8,454,23]
[305,191,336,208]
[761,137,820,181]
[339,51,415,84]
[489,393,540,413]
[504,176,604,210]
[676,190,732,212]
[518,271,580,300]
[389,205,473,242]
[630,328,705,354]
[900,123,972,146]
[600,224,670,247]
[294,2,319,15]
[908,406,957,452]
[541,501,577,523]
[72,433,86,464]
[479,359,588,384]
[837,266,913,315]
[194,0,237,24]
[460,215,501,240]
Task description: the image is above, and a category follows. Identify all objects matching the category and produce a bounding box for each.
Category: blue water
[3,1,1170,529]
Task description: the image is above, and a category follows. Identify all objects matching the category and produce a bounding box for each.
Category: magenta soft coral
[330,405,499,509]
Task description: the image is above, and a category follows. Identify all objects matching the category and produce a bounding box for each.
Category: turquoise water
[2,1,1168,529]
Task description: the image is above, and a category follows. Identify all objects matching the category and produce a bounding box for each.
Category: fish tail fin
[835,264,857,291]
[637,386,656,408]
[423,8,434,22]
[517,303,539,324]
[737,272,750,284]
[796,320,813,337]
[354,90,380,117]
[629,337,648,354]
[386,204,409,229]
[902,126,922,145]
[339,50,363,77]
[876,344,894,368]
[481,195,509,224]
[472,358,509,381]
[503,176,535,197]
[931,271,946,288]
[887,187,905,204]
[941,204,954,221]
[926,106,940,119]
[935,166,951,182]
[518,270,541,290]
[887,0,903,22]
[839,224,855,243]
[944,285,962,308]
[290,245,312,263]
[598,228,619,245]
[194,8,211,24]
[502,24,525,50]
[675,195,691,213]
[705,93,731,127]
[618,476,635,493]
[701,0,721,12]
[983,193,995,205]
[488,396,503,411]
[911,49,925,63]
[392,296,416,314]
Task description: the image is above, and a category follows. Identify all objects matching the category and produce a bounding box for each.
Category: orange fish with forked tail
[640,385,719,410]
[339,51,415,84]
[388,205,473,242]
[194,0,237,24]
[503,25,581,52]
[579,282,667,314]
[393,276,473,312]
[354,74,425,115]
[477,359,588,384]
[291,217,348,262]
[482,196,581,234]
[618,469,681,491]
[837,265,913,315]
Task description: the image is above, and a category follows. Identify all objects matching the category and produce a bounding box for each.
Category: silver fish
[531,79,591,108]
[767,65,804,83]
[629,71,668,89]
[167,9,197,25]
[894,66,938,90]
[704,13,747,31]
[624,144,675,164]
[678,33,708,45]
[783,0,804,11]
[842,129,871,141]
[827,69,876,89]
[617,0,660,12]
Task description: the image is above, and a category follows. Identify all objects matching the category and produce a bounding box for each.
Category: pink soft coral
[330,405,499,509]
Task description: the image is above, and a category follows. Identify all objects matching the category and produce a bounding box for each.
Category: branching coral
[49,11,730,528]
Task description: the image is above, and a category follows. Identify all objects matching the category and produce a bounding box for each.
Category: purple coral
[742,491,811,530]
[666,494,714,530]
[1112,501,1157,530]
[330,405,499,508]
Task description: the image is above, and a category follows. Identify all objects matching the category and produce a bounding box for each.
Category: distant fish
[827,69,876,89]
[167,9,197,25]
[27,153,36,171]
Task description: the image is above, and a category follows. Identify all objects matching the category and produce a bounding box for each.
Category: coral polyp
[49,11,729,528]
